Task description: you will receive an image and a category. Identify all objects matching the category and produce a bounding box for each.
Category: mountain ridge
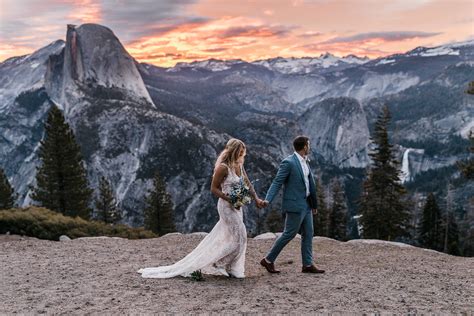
[0,23,472,233]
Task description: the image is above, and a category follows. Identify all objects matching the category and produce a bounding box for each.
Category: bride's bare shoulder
[219,163,231,170]
[214,163,229,177]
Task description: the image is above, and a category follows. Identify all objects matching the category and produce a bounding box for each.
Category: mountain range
[1,23,472,233]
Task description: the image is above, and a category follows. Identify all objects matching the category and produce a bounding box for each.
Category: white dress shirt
[295,152,310,197]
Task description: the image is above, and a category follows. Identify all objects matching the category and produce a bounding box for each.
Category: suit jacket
[265,153,317,213]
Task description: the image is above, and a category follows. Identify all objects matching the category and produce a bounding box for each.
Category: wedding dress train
[138,164,247,278]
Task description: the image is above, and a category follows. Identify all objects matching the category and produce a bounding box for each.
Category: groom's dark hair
[293,135,309,151]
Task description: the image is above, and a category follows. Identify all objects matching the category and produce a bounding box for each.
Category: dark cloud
[99,1,209,42]
[322,31,441,44]
[120,17,210,44]
[203,47,229,53]
[0,1,72,47]
[217,25,296,39]
[0,0,205,48]
[302,43,388,56]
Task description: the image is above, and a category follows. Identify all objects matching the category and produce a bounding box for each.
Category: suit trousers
[265,204,314,266]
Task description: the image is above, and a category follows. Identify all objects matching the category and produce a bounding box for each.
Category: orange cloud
[1,0,472,67]
[0,44,32,62]
[125,16,298,66]
[66,0,102,23]
[296,31,442,58]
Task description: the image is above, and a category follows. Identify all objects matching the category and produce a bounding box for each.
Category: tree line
[1,81,473,254]
[0,103,175,236]
[263,82,473,256]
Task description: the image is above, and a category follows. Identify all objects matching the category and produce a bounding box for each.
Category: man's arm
[265,159,291,204]
[309,170,318,211]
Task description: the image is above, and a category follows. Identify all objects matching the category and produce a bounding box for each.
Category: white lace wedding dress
[138,164,247,278]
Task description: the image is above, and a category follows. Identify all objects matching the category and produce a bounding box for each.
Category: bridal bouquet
[228,179,252,209]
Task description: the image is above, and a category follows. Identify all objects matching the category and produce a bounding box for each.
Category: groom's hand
[262,200,269,208]
[312,208,318,215]
[255,198,264,209]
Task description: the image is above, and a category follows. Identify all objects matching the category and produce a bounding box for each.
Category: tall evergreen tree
[358,105,411,240]
[313,178,329,236]
[466,81,474,95]
[457,131,474,180]
[144,170,176,235]
[95,176,121,224]
[443,210,461,256]
[265,208,284,233]
[328,178,347,241]
[418,193,443,251]
[459,203,474,257]
[30,104,92,219]
[443,184,460,255]
[0,167,16,209]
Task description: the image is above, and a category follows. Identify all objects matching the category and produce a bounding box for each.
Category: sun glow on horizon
[0,0,472,67]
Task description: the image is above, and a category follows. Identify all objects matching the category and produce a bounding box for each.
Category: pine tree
[466,81,474,95]
[313,178,329,236]
[443,184,460,255]
[459,202,474,256]
[328,178,347,241]
[265,208,284,233]
[457,131,474,180]
[418,193,443,251]
[95,176,121,224]
[0,167,16,209]
[30,104,92,219]
[144,170,176,235]
[358,105,411,240]
[443,211,461,256]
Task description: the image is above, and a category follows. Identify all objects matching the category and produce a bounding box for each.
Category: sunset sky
[1,0,473,67]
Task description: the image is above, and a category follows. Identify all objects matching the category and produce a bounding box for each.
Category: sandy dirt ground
[1,233,473,314]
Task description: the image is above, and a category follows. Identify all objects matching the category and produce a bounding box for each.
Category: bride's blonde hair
[214,138,246,173]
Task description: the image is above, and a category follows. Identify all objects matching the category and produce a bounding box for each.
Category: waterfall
[401,148,412,183]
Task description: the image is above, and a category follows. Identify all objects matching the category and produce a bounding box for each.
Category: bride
[138,138,264,279]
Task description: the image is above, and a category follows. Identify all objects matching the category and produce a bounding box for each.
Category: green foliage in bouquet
[228,177,252,209]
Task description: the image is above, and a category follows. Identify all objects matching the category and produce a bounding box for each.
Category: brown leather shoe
[302,265,325,274]
[260,258,281,274]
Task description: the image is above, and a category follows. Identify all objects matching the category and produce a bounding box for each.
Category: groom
[260,136,325,274]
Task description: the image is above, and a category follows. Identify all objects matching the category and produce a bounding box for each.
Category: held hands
[255,198,269,209]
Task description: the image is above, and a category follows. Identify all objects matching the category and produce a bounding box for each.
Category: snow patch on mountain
[444,39,474,49]
[252,53,369,74]
[376,59,396,66]
[420,47,460,57]
[168,59,243,72]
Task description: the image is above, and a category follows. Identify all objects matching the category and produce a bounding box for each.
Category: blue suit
[265,153,318,266]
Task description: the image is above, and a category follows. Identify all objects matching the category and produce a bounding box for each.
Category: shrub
[0,206,156,240]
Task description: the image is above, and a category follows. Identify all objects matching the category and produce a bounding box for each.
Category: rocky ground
[1,233,473,314]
